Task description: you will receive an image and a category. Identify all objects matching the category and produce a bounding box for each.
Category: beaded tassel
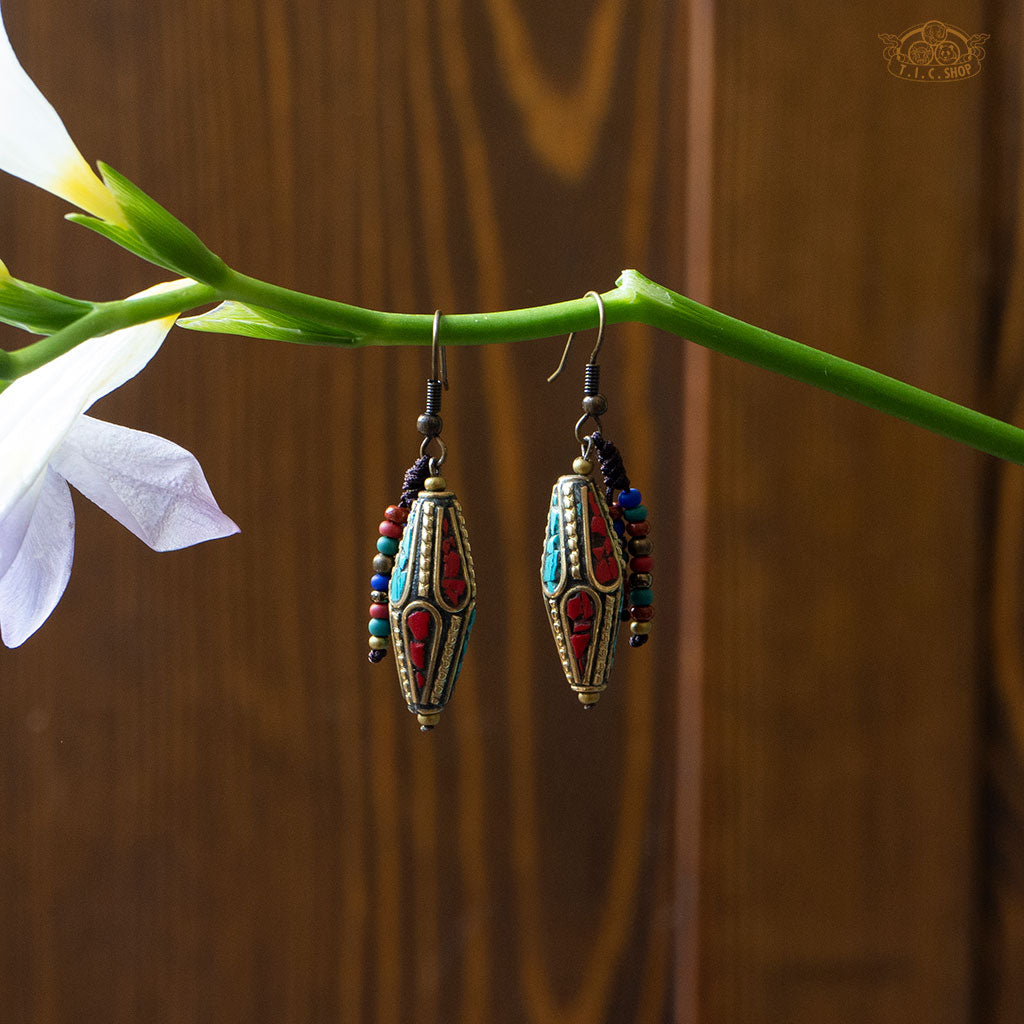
[366,457,429,663]
[592,433,653,647]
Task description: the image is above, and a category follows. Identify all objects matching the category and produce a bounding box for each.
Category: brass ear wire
[546,291,608,457]
[547,290,605,383]
[419,310,448,470]
[431,308,448,390]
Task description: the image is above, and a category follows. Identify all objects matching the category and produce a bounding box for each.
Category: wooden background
[0,0,1019,1021]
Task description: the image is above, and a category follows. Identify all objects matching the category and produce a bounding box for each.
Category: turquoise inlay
[542,490,561,595]
[453,607,477,684]
[390,511,414,601]
[607,592,623,677]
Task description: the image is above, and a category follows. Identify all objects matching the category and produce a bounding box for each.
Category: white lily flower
[0,2,122,223]
[0,280,239,647]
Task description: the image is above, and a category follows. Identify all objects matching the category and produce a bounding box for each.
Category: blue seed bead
[623,504,648,523]
[613,520,626,537]
[630,588,654,606]
[371,573,390,592]
[618,488,642,509]
[376,536,400,556]
[368,618,391,638]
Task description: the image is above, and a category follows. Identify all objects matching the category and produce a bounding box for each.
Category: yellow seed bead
[425,476,447,491]
[630,621,653,636]
[368,635,389,650]
[573,457,593,476]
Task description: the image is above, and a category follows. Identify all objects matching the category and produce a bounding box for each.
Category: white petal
[0,6,121,221]
[0,280,189,535]
[53,416,239,551]
[0,464,43,579]
[0,465,74,647]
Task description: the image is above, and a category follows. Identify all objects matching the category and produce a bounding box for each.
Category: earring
[541,291,653,707]
[367,311,477,730]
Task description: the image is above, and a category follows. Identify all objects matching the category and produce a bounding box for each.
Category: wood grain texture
[0,1,681,1022]
[701,2,988,1021]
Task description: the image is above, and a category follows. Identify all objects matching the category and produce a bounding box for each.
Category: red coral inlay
[588,492,619,585]
[566,591,595,674]
[408,609,431,683]
[440,515,467,605]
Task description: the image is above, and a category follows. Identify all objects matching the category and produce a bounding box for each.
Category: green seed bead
[623,504,649,523]
[368,618,391,638]
[629,588,654,606]
[376,536,400,556]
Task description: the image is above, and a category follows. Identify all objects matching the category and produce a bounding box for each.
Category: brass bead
[368,635,389,650]
[629,572,653,589]
[581,393,608,416]
[417,711,442,730]
[629,620,652,636]
[628,537,653,556]
[573,457,593,476]
[425,476,447,491]
[416,413,443,437]
[370,590,389,604]
[577,691,601,706]
[373,553,394,575]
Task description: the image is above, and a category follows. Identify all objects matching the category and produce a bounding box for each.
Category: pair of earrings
[366,294,653,730]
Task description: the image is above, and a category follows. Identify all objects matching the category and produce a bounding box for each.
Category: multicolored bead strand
[591,432,653,649]
[366,456,430,663]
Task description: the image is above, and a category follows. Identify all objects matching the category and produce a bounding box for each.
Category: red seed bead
[385,505,409,524]
[369,603,389,619]
[626,520,650,537]
[631,605,654,622]
[608,504,623,520]
[630,556,654,573]
[379,520,403,539]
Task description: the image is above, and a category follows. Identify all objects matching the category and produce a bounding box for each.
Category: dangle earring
[366,311,477,730]
[540,291,653,707]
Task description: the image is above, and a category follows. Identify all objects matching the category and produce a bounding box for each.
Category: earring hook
[432,309,449,389]
[547,290,605,382]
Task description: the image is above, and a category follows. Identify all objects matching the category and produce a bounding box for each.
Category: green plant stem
[0,281,216,378]
[3,267,1022,467]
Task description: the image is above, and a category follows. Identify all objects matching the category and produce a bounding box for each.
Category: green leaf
[97,163,227,285]
[65,214,173,270]
[178,301,356,346]
[0,273,93,335]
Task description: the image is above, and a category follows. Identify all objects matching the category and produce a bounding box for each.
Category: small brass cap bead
[425,476,447,491]
[417,711,442,730]
[578,691,601,706]
[629,620,653,636]
[573,457,593,476]
[581,393,608,416]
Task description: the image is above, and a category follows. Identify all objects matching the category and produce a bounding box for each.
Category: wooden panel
[0,1,684,1022]
[700,3,987,1021]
